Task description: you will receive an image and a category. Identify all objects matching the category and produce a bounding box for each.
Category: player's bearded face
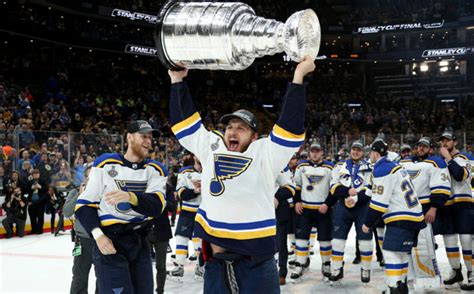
[310,148,323,162]
[129,133,152,159]
[440,139,454,151]
[224,119,258,152]
[350,148,363,161]
[416,145,430,158]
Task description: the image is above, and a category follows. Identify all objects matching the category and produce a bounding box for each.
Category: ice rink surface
[0,222,470,293]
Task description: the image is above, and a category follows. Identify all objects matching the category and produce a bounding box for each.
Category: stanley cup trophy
[155,1,321,70]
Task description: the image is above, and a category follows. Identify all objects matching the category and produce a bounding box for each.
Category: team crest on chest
[209,154,252,196]
[305,174,325,191]
[406,169,420,180]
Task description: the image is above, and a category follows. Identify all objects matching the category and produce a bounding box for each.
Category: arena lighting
[420,64,429,72]
[441,99,455,103]
[348,103,361,107]
[440,66,448,72]
[350,54,358,58]
[466,26,474,30]
[330,54,338,58]
[262,104,274,108]
[439,60,449,66]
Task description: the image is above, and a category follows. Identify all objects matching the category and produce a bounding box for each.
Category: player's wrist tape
[91,228,104,240]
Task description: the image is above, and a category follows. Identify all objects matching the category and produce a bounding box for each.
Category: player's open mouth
[229,139,239,151]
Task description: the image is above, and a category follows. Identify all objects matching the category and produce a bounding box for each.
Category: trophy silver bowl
[155,1,321,70]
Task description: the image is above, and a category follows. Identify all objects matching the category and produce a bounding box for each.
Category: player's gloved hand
[425,207,437,223]
[168,65,189,84]
[362,224,370,234]
[105,190,131,205]
[295,202,303,215]
[96,235,117,255]
[293,55,315,84]
[319,204,328,214]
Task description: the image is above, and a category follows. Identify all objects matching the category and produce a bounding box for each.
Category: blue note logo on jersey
[210,154,252,196]
[406,169,420,180]
[306,174,325,191]
[114,180,147,213]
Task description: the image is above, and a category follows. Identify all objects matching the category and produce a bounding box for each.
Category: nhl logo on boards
[108,166,118,178]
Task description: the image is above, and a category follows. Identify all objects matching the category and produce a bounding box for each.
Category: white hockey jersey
[176,165,202,213]
[365,157,426,230]
[294,160,334,210]
[170,81,306,256]
[399,156,451,207]
[447,152,473,206]
[75,153,168,231]
[275,167,296,206]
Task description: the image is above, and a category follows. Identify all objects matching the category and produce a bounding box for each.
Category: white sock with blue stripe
[359,239,373,270]
[460,234,472,271]
[331,238,346,270]
[383,250,409,287]
[295,239,309,265]
[444,234,461,270]
[175,235,189,266]
[319,241,332,264]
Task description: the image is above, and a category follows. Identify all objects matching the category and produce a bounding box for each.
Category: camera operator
[27,169,48,234]
[2,186,28,238]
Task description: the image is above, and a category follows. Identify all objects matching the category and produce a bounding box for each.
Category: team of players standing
[169,131,473,293]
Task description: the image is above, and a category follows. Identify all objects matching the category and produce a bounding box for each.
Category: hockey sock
[444,234,461,270]
[296,238,309,265]
[175,235,189,266]
[359,239,373,270]
[460,234,472,272]
[319,241,332,264]
[331,238,346,270]
[192,237,202,257]
[376,227,385,248]
[384,250,409,287]
[309,227,318,250]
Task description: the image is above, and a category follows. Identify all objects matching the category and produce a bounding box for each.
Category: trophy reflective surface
[156,1,321,70]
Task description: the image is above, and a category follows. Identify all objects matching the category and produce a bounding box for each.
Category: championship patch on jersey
[210,154,252,196]
[406,169,421,180]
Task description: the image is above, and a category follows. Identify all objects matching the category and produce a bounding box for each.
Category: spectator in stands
[37,153,52,184]
[2,186,27,238]
[72,152,86,187]
[18,149,34,168]
[51,161,73,192]
[27,169,48,234]
[32,143,48,166]
[19,160,33,182]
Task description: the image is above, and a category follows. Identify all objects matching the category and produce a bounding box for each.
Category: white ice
[0,222,468,293]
